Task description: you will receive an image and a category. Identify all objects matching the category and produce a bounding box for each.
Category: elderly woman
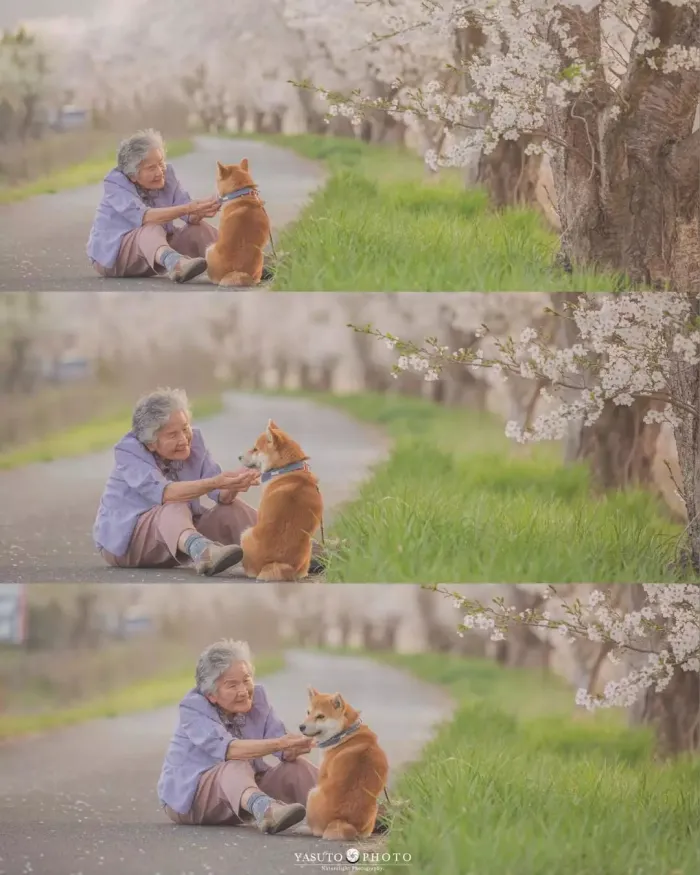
[86,128,221,284]
[93,387,261,576]
[158,639,318,833]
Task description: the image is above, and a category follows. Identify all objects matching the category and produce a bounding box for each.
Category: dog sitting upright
[238,420,323,581]
[300,688,389,841]
[205,158,270,287]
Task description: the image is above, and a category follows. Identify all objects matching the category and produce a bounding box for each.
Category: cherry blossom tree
[23,1,316,133]
[355,291,700,565]
[283,0,457,145]
[432,582,700,755]
[313,0,699,289]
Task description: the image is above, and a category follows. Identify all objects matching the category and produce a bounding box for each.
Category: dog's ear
[216,161,228,177]
[331,693,344,710]
[307,685,319,698]
[266,418,279,444]
[240,157,249,172]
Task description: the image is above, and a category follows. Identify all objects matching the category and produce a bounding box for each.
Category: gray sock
[183,532,211,561]
[157,247,182,272]
[244,791,274,823]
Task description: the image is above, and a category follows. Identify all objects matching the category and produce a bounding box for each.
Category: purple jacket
[158,684,287,814]
[86,163,192,268]
[93,427,222,557]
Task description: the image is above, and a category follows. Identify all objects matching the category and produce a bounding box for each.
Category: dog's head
[299,687,360,743]
[215,158,255,196]
[238,419,307,473]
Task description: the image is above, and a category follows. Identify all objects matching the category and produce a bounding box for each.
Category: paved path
[0,392,389,582]
[0,135,324,291]
[0,649,454,875]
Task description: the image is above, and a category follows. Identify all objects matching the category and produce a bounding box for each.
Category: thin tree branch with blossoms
[349,292,700,445]
[428,583,700,714]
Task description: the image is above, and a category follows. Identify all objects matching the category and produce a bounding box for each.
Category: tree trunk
[639,667,700,757]
[666,296,700,568]
[296,87,327,135]
[269,110,284,134]
[576,398,663,490]
[438,318,489,409]
[549,5,700,294]
[500,588,552,670]
[327,115,356,138]
[477,138,543,208]
[551,293,662,490]
[626,585,700,756]
[365,81,407,145]
[234,105,247,133]
[349,329,394,393]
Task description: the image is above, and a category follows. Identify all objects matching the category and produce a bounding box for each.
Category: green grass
[237,133,621,291]
[313,392,685,582]
[0,137,193,204]
[0,393,223,470]
[0,652,284,741]
[374,651,700,875]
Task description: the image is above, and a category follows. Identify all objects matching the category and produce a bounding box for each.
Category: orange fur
[239,420,323,582]
[205,158,270,287]
[301,689,389,841]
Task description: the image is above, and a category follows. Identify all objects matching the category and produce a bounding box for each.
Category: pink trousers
[164,758,319,826]
[93,222,217,278]
[100,500,257,569]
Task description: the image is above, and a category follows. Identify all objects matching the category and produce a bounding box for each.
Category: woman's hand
[280,733,315,760]
[187,196,221,220]
[215,468,260,494]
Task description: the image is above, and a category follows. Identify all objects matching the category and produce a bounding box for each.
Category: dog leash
[318,488,326,546]
[260,202,277,262]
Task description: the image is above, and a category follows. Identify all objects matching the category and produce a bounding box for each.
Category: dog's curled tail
[322,820,359,841]
[257,562,299,582]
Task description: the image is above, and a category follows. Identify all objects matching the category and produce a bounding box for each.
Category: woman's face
[147,410,192,461]
[206,661,255,714]
[133,147,166,190]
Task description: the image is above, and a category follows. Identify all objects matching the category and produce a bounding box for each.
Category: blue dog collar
[219,186,258,203]
[260,459,310,484]
[316,718,363,749]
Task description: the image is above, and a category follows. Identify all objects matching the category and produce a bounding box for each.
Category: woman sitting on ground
[94,386,261,576]
[86,128,221,284]
[158,639,318,833]
[93,387,325,577]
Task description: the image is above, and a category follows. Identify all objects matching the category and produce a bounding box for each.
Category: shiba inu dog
[300,688,389,841]
[205,158,270,287]
[238,420,323,581]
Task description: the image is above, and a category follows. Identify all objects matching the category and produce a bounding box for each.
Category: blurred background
[0,582,632,734]
[0,291,683,516]
[0,0,557,220]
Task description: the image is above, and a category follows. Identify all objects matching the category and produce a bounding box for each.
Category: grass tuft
[312,392,684,582]
[376,652,700,875]
[234,133,623,292]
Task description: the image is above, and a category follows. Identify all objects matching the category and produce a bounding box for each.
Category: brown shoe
[257,801,307,835]
[193,543,243,576]
[167,256,208,283]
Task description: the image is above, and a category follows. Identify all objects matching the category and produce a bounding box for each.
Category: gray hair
[117,128,166,177]
[132,387,191,444]
[196,639,253,696]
